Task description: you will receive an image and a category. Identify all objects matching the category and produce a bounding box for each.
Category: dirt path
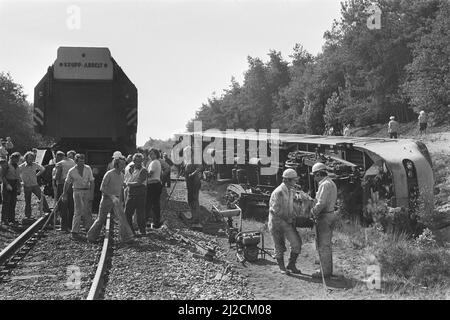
[192,183,388,300]
[186,181,447,300]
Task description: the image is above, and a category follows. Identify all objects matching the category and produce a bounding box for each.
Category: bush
[376,232,450,287]
[411,250,450,287]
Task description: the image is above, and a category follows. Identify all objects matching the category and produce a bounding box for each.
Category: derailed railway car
[33,47,137,208]
[174,131,435,221]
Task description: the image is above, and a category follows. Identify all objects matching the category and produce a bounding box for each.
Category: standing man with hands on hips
[62,153,94,240]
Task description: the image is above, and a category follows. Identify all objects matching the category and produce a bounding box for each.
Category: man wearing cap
[19,151,51,220]
[1,152,22,225]
[310,162,337,279]
[388,116,399,139]
[0,137,14,160]
[55,151,76,231]
[268,168,303,274]
[62,154,94,239]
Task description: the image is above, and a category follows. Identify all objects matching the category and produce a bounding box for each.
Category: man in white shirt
[146,148,162,229]
[19,151,51,219]
[268,169,302,275]
[310,162,337,279]
[62,154,95,239]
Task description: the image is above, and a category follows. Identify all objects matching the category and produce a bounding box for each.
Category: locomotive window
[87,151,111,165]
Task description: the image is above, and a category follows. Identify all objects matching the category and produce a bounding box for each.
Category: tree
[0,72,48,153]
[324,91,344,133]
[402,0,450,124]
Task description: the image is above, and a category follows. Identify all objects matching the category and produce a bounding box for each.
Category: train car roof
[176,131,412,148]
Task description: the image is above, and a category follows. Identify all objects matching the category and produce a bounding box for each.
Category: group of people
[63,148,174,243]
[268,162,338,279]
[0,143,176,244]
[0,143,53,225]
[323,124,352,137]
[388,110,428,139]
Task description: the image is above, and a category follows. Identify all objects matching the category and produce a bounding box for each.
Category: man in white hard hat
[268,168,302,274]
[107,151,124,170]
[310,162,337,279]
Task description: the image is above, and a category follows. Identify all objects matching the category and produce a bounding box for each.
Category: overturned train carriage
[174,132,435,220]
[33,47,137,208]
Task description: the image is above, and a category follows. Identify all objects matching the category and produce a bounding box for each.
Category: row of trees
[0,72,51,152]
[187,0,450,134]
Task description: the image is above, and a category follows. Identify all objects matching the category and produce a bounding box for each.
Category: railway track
[0,201,115,300]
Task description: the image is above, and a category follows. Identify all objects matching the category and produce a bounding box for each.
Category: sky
[0,0,343,146]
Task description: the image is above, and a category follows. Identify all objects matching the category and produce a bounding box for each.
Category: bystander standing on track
[51,151,65,227]
[1,152,22,225]
[124,153,148,236]
[19,151,51,220]
[63,153,95,240]
[88,156,134,244]
[146,148,162,229]
[55,151,76,231]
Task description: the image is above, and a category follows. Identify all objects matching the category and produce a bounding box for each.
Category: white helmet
[311,162,328,174]
[282,168,298,179]
[112,151,123,159]
[420,110,425,114]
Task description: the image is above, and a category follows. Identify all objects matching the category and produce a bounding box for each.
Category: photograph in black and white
[0,0,449,301]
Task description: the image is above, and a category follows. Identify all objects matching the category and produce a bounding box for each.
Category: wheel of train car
[244,245,259,262]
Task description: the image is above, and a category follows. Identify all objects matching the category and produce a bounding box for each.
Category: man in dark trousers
[1,152,22,225]
[146,148,162,229]
[183,146,204,229]
[310,162,338,279]
[87,156,134,244]
[124,153,148,236]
